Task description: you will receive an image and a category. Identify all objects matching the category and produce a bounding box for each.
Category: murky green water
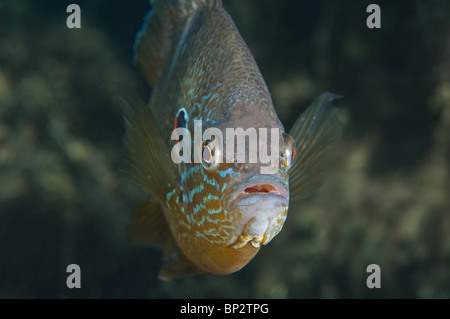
[0,0,449,298]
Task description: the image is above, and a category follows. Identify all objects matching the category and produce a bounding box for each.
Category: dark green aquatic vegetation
[0,0,449,298]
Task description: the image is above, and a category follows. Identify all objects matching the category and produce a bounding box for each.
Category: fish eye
[282,133,296,167]
[203,143,214,163]
[202,140,219,171]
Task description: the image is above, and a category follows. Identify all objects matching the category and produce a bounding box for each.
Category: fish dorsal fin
[159,252,205,280]
[133,0,223,85]
[288,93,344,204]
[127,198,179,257]
[120,88,177,202]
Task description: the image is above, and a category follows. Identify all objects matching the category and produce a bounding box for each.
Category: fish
[122,0,343,280]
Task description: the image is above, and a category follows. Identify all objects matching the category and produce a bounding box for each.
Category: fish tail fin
[288,93,344,204]
[133,0,223,85]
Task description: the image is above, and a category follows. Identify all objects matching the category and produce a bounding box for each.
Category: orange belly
[181,236,260,275]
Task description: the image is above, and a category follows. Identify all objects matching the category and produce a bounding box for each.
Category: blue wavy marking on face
[203,193,219,203]
[208,207,222,215]
[197,215,206,226]
[193,203,206,215]
[188,184,205,203]
[166,188,176,201]
[181,165,202,184]
[186,214,195,224]
[221,182,227,192]
[217,168,237,178]
[200,168,220,190]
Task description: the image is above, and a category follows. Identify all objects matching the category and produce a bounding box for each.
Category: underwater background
[0,0,449,298]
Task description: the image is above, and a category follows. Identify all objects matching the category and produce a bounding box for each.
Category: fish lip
[226,175,289,209]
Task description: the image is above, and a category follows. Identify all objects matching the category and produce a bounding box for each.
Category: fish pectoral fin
[158,252,205,281]
[120,87,176,202]
[128,198,202,280]
[127,198,178,256]
[288,92,344,204]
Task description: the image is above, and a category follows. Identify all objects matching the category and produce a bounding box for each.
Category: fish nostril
[244,184,275,194]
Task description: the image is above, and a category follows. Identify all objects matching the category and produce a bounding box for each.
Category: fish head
[183,108,297,250]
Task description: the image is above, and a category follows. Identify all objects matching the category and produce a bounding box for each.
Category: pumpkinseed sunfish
[123,0,343,280]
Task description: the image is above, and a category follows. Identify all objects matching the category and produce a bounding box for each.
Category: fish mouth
[227,175,288,208]
[225,175,289,249]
